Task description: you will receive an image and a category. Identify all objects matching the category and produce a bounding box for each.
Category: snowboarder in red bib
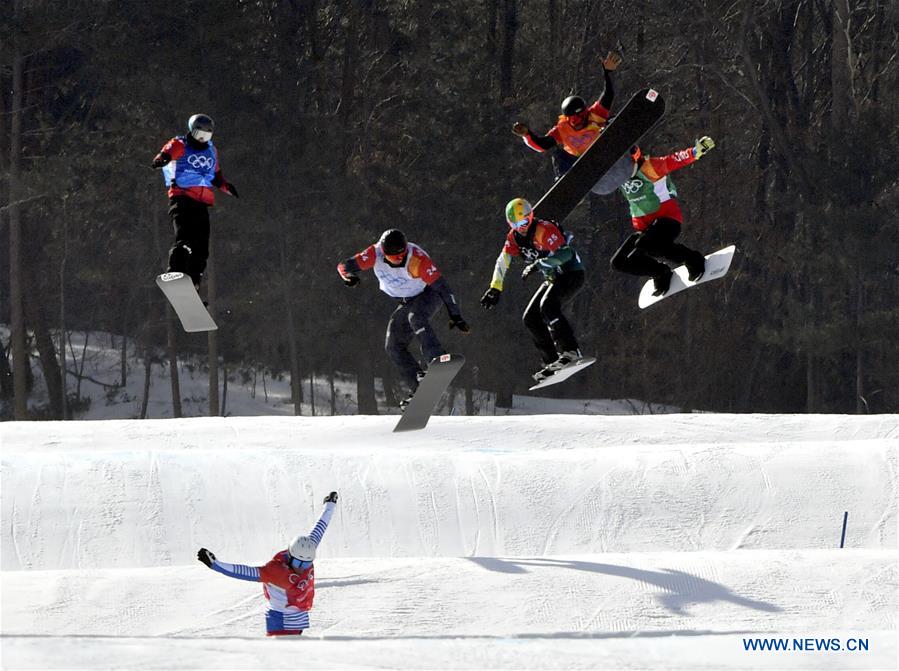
[337,229,470,408]
[481,198,586,383]
[151,114,238,291]
[512,52,630,192]
[610,137,716,296]
[197,492,338,637]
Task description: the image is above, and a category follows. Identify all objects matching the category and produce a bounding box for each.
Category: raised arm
[308,493,339,547]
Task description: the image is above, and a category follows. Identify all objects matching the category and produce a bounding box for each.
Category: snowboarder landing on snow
[481,198,586,383]
[610,137,716,296]
[197,492,338,637]
[337,229,470,408]
[151,114,238,292]
[512,52,627,191]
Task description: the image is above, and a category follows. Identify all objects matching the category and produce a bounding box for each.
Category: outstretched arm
[596,52,621,111]
[197,548,262,582]
[337,244,377,285]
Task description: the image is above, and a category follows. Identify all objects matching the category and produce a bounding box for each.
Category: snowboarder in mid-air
[610,136,716,296]
[152,114,238,292]
[512,52,631,192]
[481,198,586,383]
[197,492,338,637]
[337,229,470,408]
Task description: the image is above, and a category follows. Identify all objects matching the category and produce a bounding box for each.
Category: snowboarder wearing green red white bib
[480,198,586,383]
[610,136,715,296]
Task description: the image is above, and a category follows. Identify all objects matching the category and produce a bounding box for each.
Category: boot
[652,267,673,296]
[685,252,706,282]
[548,349,583,371]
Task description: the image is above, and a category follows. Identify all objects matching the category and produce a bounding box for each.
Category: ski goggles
[383,250,407,263]
[288,555,313,571]
[191,129,213,143]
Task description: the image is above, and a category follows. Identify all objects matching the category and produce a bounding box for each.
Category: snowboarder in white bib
[610,137,715,296]
[481,198,586,383]
[337,229,470,408]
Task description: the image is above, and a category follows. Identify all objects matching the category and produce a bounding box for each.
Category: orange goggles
[384,250,407,263]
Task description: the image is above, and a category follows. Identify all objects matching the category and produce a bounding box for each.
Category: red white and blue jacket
[155,136,232,205]
[208,501,335,636]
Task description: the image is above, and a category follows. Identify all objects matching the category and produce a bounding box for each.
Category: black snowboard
[532,88,666,224]
[393,354,465,433]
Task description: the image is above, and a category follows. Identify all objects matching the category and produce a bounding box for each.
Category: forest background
[2,0,897,419]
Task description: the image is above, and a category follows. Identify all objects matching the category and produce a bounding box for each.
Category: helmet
[505,198,533,231]
[187,114,214,143]
[379,229,407,256]
[561,95,587,117]
[288,535,316,562]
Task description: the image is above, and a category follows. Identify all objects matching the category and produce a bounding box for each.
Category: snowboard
[532,88,666,224]
[156,272,218,332]
[528,356,597,391]
[638,245,736,309]
[393,353,465,433]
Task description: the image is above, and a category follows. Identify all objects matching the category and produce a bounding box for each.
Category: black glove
[342,274,360,287]
[224,182,239,198]
[448,315,470,333]
[197,548,216,568]
[323,491,338,504]
[480,288,501,309]
[151,153,169,169]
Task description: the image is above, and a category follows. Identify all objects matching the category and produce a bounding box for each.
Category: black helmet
[561,95,587,117]
[379,229,407,256]
[188,114,214,142]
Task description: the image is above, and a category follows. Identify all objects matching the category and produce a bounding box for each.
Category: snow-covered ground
[2,413,896,669]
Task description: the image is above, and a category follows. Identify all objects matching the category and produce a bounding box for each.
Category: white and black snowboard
[638,245,736,309]
[393,354,465,433]
[156,272,217,332]
[529,356,597,391]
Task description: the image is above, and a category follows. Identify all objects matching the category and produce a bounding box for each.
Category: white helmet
[288,535,316,562]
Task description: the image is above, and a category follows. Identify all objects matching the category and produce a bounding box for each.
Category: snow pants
[610,218,704,279]
[167,196,210,287]
[385,287,445,390]
[522,269,585,364]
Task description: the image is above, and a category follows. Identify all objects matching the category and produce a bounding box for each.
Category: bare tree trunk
[498,0,518,98]
[279,234,303,415]
[309,370,316,416]
[220,362,228,416]
[855,263,865,414]
[59,197,69,419]
[8,0,28,419]
[329,356,336,416]
[356,351,378,414]
[24,271,63,419]
[207,243,219,416]
[166,306,182,417]
[139,330,152,419]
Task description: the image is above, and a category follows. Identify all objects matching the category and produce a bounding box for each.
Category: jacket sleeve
[639,147,697,180]
[597,67,615,113]
[521,130,558,153]
[490,250,513,290]
[210,560,262,582]
[154,137,184,164]
[308,501,337,547]
[338,244,377,278]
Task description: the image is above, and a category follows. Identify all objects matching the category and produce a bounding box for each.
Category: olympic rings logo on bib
[188,154,214,169]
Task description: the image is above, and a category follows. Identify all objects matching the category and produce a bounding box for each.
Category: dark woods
[2,0,897,418]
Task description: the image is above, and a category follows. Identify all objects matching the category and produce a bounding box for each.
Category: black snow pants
[610,217,704,279]
[167,196,211,287]
[522,269,585,364]
[385,287,446,390]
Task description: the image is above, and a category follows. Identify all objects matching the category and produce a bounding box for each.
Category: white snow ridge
[2,413,897,670]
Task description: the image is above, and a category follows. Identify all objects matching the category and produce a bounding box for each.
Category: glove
[342,274,360,287]
[511,122,529,137]
[521,261,542,280]
[694,136,715,159]
[197,548,216,568]
[323,491,338,504]
[602,51,622,71]
[224,182,239,198]
[151,154,169,169]
[480,287,501,309]
[448,315,471,333]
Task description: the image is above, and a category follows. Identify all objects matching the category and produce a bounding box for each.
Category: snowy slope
[2,413,897,669]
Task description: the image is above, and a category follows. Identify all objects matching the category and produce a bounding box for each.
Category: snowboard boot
[399,370,427,411]
[652,267,673,296]
[685,252,706,282]
[533,365,555,383]
[548,349,583,371]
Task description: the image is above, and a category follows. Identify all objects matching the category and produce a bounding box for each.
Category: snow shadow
[467,557,782,615]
